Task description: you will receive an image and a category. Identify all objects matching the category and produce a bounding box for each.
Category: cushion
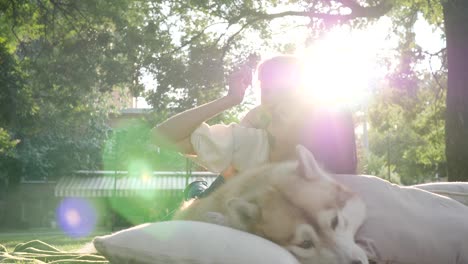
[413,182,468,206]
[93,220,299,264]
[332,174,468,264]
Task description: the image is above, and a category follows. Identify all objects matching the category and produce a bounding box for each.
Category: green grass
[0,230,110,253]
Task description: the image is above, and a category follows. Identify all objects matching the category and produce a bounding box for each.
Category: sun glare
[297,29,380,107]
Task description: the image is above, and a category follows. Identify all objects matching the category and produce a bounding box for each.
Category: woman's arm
[154,96,238,142]
[152,65,253,153]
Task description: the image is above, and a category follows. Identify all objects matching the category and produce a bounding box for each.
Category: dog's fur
[173,146,368,264]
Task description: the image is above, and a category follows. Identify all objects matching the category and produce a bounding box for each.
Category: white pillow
[93,220,299,264]
[332,174,468,264]
[412,182,468,206]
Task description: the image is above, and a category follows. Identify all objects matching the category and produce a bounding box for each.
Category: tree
[443,0,468,181]
[0,1,137,180]
[365,72,446,184]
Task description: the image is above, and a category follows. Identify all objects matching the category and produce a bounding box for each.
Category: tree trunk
[443,0,468,181]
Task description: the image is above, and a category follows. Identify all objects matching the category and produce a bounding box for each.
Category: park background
[0,0,466,240]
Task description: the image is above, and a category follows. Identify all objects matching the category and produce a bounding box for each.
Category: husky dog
[173,146,368,264]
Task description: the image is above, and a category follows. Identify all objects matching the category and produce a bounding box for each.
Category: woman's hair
[257,55,303,88]
[299,107,358,175]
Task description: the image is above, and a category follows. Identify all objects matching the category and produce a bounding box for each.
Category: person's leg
[183,175,225,200]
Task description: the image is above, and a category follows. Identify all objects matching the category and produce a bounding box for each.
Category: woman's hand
[226,65,253,105]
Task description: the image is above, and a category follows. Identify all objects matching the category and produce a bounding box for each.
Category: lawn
[0,229,110,253]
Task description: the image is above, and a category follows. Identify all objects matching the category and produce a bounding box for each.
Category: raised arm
[152,65,253,153]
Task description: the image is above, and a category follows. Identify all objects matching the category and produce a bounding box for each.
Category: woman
[152,55,357,198]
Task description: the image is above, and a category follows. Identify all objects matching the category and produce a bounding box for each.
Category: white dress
[188,122,270,173]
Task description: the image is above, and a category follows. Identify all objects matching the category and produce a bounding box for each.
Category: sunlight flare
[297,28,381,107]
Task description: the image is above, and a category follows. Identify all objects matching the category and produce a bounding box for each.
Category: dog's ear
[295,145,326,180]
[204,212,227,226]
[226,197,259,223]
[336,185,355,208]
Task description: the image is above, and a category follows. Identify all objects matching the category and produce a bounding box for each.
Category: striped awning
[54,172,218,197]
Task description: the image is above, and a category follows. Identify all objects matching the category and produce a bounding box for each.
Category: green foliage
[0,52,112,180]
[392,0,443,27]
[0,128,19,156]
[0,1,124,181]
[366,72,446,184]
[361,151,401,184]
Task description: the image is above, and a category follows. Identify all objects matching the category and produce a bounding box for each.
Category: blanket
[0,240,108,264]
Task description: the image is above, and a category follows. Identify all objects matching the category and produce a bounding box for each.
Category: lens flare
[65,208,81,228]
[56,198,97,238]
[294,27,384,108]
[142,172,151,183]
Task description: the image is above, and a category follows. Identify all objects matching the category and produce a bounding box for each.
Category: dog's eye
[331,215,339,230]
[298,239,314,249]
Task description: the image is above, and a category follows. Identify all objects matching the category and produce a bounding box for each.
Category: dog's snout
[351,261,363,264]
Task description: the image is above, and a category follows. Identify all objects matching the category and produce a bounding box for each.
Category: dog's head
[227,145,368,264]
